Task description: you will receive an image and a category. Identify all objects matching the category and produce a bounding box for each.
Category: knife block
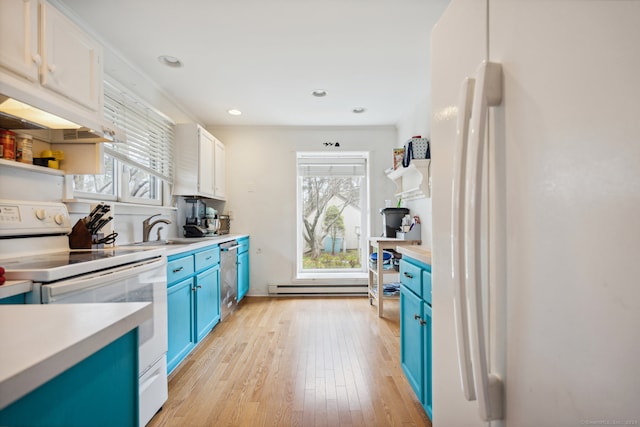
[69,219,94,249]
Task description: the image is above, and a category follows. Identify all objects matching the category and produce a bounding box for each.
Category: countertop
[119,233,249,256]
[0,280,32,300]
[0,302,152,410]
[396,245,432,265]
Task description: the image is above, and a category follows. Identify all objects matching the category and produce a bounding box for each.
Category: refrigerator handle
[465,61,504,421]
[451,76,476,401]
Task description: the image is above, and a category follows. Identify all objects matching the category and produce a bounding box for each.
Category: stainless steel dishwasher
[220,240,240,320]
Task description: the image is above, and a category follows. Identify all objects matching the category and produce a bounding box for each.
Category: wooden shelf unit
[368,237,420,317]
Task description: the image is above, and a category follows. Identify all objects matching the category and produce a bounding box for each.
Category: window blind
[103,79,175,182]
[297,155,366,177]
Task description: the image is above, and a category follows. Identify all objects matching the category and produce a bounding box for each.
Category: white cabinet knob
[35,209,46,220]
[48,64,56,73]
[32,54,42,66]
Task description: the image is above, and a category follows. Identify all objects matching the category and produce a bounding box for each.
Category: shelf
[368,237,421,317]
[368,266,398,276]
[0,158,64,176]
[385,159,430,200]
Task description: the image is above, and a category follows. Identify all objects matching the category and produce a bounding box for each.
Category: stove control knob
[54,214,66,225]
[35,209,47,220]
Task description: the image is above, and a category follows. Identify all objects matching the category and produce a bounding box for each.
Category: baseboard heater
[268,283,368,296]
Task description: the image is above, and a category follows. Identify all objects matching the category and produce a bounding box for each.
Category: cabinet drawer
[422,270,432,305]
[195,247,220,271]
[167,255,194,285]
[400,259,422,297]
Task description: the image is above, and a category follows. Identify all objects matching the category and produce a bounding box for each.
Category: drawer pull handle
[414,313,421,320]
[206,256,212,260]
[419,319,427,326]
[197,285,202,289]
[404,272,414,279]
[172,266,184,273]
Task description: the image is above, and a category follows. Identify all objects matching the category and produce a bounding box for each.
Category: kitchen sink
[126,240,189,246]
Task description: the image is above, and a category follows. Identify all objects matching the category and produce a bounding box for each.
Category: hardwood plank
[148,297,431,427]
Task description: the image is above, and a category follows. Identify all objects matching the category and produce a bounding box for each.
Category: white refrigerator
[430,1,640,426]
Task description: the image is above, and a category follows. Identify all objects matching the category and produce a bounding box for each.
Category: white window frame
[295,151,370,280]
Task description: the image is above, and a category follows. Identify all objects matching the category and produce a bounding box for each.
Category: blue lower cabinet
[167,278,195,373]
[0,330,138,427]
[400,287,423,397]
[195,265,220,342]
[237,250,249,301]
[0,294,26,304]
[166,245,221,375]
[237,237,250,301]
[423,301,433,418]
[399,255,433,419]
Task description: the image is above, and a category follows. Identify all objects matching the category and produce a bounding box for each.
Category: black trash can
[380,207,409,237]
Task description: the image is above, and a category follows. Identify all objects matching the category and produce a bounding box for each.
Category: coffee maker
[183,198,208,237]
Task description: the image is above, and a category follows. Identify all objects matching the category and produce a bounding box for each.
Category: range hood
[0,95,123,143]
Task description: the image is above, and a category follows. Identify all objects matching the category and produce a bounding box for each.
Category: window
[72,78,174,205]
[296,152,369,278]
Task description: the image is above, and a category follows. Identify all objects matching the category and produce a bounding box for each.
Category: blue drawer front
[195,247,220,271]
[167,255,194,285]
[400,259,422,298]
[422,270,432,305]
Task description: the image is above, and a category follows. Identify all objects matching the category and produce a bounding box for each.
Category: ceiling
[58,0,449,127]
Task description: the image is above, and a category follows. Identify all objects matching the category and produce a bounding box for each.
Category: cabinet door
[167,278,195,374]
[400,287,423,400]
[195,266,220,342]
[197,129,215,197]
[40,1,102,111]
[0,0,39,81]
[214,138,226,199]
[423,301,433,419]
[237,250,249,301]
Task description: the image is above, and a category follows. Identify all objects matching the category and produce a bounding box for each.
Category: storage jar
[15,133,33,164]
[0,129,16,160]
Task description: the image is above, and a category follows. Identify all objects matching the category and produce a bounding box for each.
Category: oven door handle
[44,258,166,299]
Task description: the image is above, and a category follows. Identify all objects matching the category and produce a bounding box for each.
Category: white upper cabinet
[198,129,215,197]
[39,1,102,111]
[0,0,104,121]
[174,124,226,200]
[0,0,40,82]
[213,138,226,199]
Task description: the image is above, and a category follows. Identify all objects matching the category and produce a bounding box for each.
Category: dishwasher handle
[221,244,241,252]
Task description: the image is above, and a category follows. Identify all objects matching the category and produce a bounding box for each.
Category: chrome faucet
[142,214,172,242]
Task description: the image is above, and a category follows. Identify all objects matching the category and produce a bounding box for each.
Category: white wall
[207,125,398,296]
[396,95,434,248]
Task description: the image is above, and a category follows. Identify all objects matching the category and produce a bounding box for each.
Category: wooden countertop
[0,302,152,410]
[396,245,432,265]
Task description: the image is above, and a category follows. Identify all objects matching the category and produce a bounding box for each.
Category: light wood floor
[148,296,431,427]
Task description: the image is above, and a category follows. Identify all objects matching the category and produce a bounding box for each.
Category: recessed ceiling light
[312,89,328,97]
[227,109,242,116]
[158,55,182,68]
[352,107,366,114]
